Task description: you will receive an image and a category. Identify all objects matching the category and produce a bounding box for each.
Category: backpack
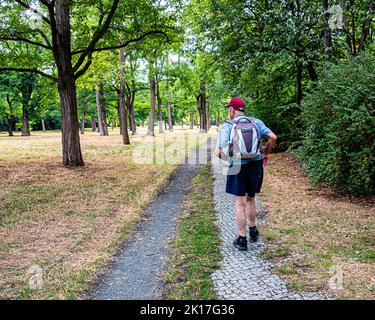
[225,117,262,159]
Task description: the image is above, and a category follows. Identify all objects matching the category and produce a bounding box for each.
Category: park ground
[0,129,374,300]
[0,127,213,299]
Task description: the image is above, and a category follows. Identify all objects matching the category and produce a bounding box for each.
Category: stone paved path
[211,153,330,300]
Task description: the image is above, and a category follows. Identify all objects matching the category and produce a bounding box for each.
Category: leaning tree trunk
[91,115,96,132]
[166,101,173,132]
[55,1,84,166]
[119,45,130,145]
[80,110,85,134]
[147,74,156,136]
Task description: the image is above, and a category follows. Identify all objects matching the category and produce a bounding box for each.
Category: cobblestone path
[211,158,330,300]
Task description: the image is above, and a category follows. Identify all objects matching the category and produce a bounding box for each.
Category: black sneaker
[233,236,248,251]
[249,227,259,243]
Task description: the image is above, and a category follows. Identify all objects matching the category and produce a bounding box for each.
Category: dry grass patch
[259,153,375,300]
[0,127,214,299]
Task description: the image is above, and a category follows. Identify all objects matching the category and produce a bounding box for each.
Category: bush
[299,54,375,195]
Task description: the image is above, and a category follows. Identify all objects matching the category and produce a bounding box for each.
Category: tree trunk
[323,0,332,49]
[147,74,156,136]
[128,112,132,132]
[55,1,84,166]
[166,101,173,132]
[96,87,105,136]
[196,80,208,133]
[119,45,130,145]
[21,107,30,136]
[197,99,207,133]
[7,116,14,136]
[307,61,318,87]
[129,102,136,135]
[189,112,193,129]
[101,90,109,136]
[216,111,219,127]
[59,80,84,166]
[343,1,354,56]
[117,102,122,135]
[351,7,357,55]
[156,81,163,134]
[206,102,211,131]
[296,60,303,105]
[358,0,374,52]
[80,110,85,134]
[6,95,14,137]
[20,78,33,136]
[129,60,137,135]
[42,118,46,132]
[91,115,96,132]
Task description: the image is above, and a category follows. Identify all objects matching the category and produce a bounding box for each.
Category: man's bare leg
[246,195,256,228]
[235,196,247,237]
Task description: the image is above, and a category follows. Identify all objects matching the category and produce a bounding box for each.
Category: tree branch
[74,54,93,79]
[39,0,52,7]
[32,28,52,47]
[72,30,170,55]
[0,67,57,82]
[73,0,120,73]
[14,0,51,25]
[0,36,52,50]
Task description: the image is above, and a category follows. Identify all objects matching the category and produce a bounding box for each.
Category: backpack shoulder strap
[224,119,238,126]
[243,116,254,123]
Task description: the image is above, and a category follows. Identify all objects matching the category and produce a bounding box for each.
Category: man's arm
[215,147,222,158]
[264,132,277,154]
[262,132,277,166]
[215,122,231,159]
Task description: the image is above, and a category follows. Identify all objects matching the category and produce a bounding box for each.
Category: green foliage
[299,54,375,195]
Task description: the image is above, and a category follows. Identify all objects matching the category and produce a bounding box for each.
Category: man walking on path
[215,97,277,251]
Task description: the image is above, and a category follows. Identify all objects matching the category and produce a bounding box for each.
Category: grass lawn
[162,165,222,299]
[0,127,215,299]
[259,153,375,300]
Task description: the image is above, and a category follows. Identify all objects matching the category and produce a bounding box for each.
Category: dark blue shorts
[225,160,263,197]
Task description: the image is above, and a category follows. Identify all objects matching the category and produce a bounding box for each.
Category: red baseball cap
[225,97,246,111]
